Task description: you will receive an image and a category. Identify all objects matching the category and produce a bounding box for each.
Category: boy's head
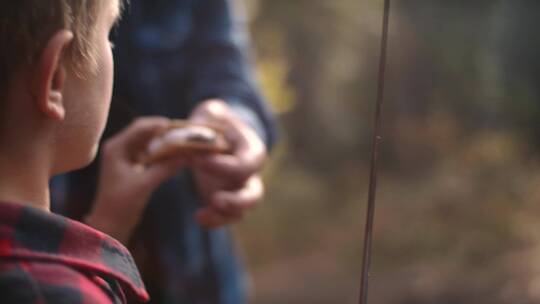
[0,0,122,174]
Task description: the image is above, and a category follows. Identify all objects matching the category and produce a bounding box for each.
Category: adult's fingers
[196,208,244,229]
[194,175,263,229]
[211,175,264,214]
[141,155,187,189]
[193,153,265,183]
[190,100,267,179]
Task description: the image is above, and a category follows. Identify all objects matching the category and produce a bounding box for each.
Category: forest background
[237,1,540,303]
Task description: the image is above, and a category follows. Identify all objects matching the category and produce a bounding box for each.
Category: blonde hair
[0,0,122,98]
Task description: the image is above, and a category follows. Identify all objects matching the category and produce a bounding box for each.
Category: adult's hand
[190,99,267,228]
[86,117,187,243]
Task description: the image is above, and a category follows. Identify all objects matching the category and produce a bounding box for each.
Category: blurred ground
[240,136,540,303]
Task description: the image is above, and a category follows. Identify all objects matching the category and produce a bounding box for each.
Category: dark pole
[359,0,391,303]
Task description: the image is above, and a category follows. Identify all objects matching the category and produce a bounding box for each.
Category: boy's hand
[86,117,187,243]
[189,99,267,229]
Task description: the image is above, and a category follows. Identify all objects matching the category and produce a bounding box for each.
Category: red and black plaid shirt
[0,201,149,303]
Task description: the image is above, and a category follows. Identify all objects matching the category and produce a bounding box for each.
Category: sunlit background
[235,1,540,303]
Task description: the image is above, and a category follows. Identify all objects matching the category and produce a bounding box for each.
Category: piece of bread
[144,120,230,163]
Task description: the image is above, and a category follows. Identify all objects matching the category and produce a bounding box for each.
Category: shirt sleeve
[187,0,278,149]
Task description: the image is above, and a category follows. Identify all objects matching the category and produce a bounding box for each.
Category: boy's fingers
[122,117,170,140]
[112,117,170,148]
[104,117,171,160]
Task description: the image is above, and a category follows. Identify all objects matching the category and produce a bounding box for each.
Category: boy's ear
[32,30,74,122]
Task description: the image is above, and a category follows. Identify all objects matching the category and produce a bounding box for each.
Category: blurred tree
[494,0,540,146]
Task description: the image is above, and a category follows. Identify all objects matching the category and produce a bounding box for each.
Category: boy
[0,0,186,303]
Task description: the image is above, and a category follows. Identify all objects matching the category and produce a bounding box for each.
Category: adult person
[52,0,277,303]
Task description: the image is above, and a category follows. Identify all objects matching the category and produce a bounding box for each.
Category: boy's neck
[0,150,52,211]
[0,121,53,211]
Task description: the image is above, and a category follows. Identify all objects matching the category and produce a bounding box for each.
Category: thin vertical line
[359,0,391,303]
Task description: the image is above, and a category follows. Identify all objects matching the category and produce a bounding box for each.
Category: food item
[144,120,230,163]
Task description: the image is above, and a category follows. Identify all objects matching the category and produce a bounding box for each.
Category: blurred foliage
[235,1,540,303]
[257,56,296,115]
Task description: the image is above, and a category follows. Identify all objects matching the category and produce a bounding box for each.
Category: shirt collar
[0,201,149,303]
